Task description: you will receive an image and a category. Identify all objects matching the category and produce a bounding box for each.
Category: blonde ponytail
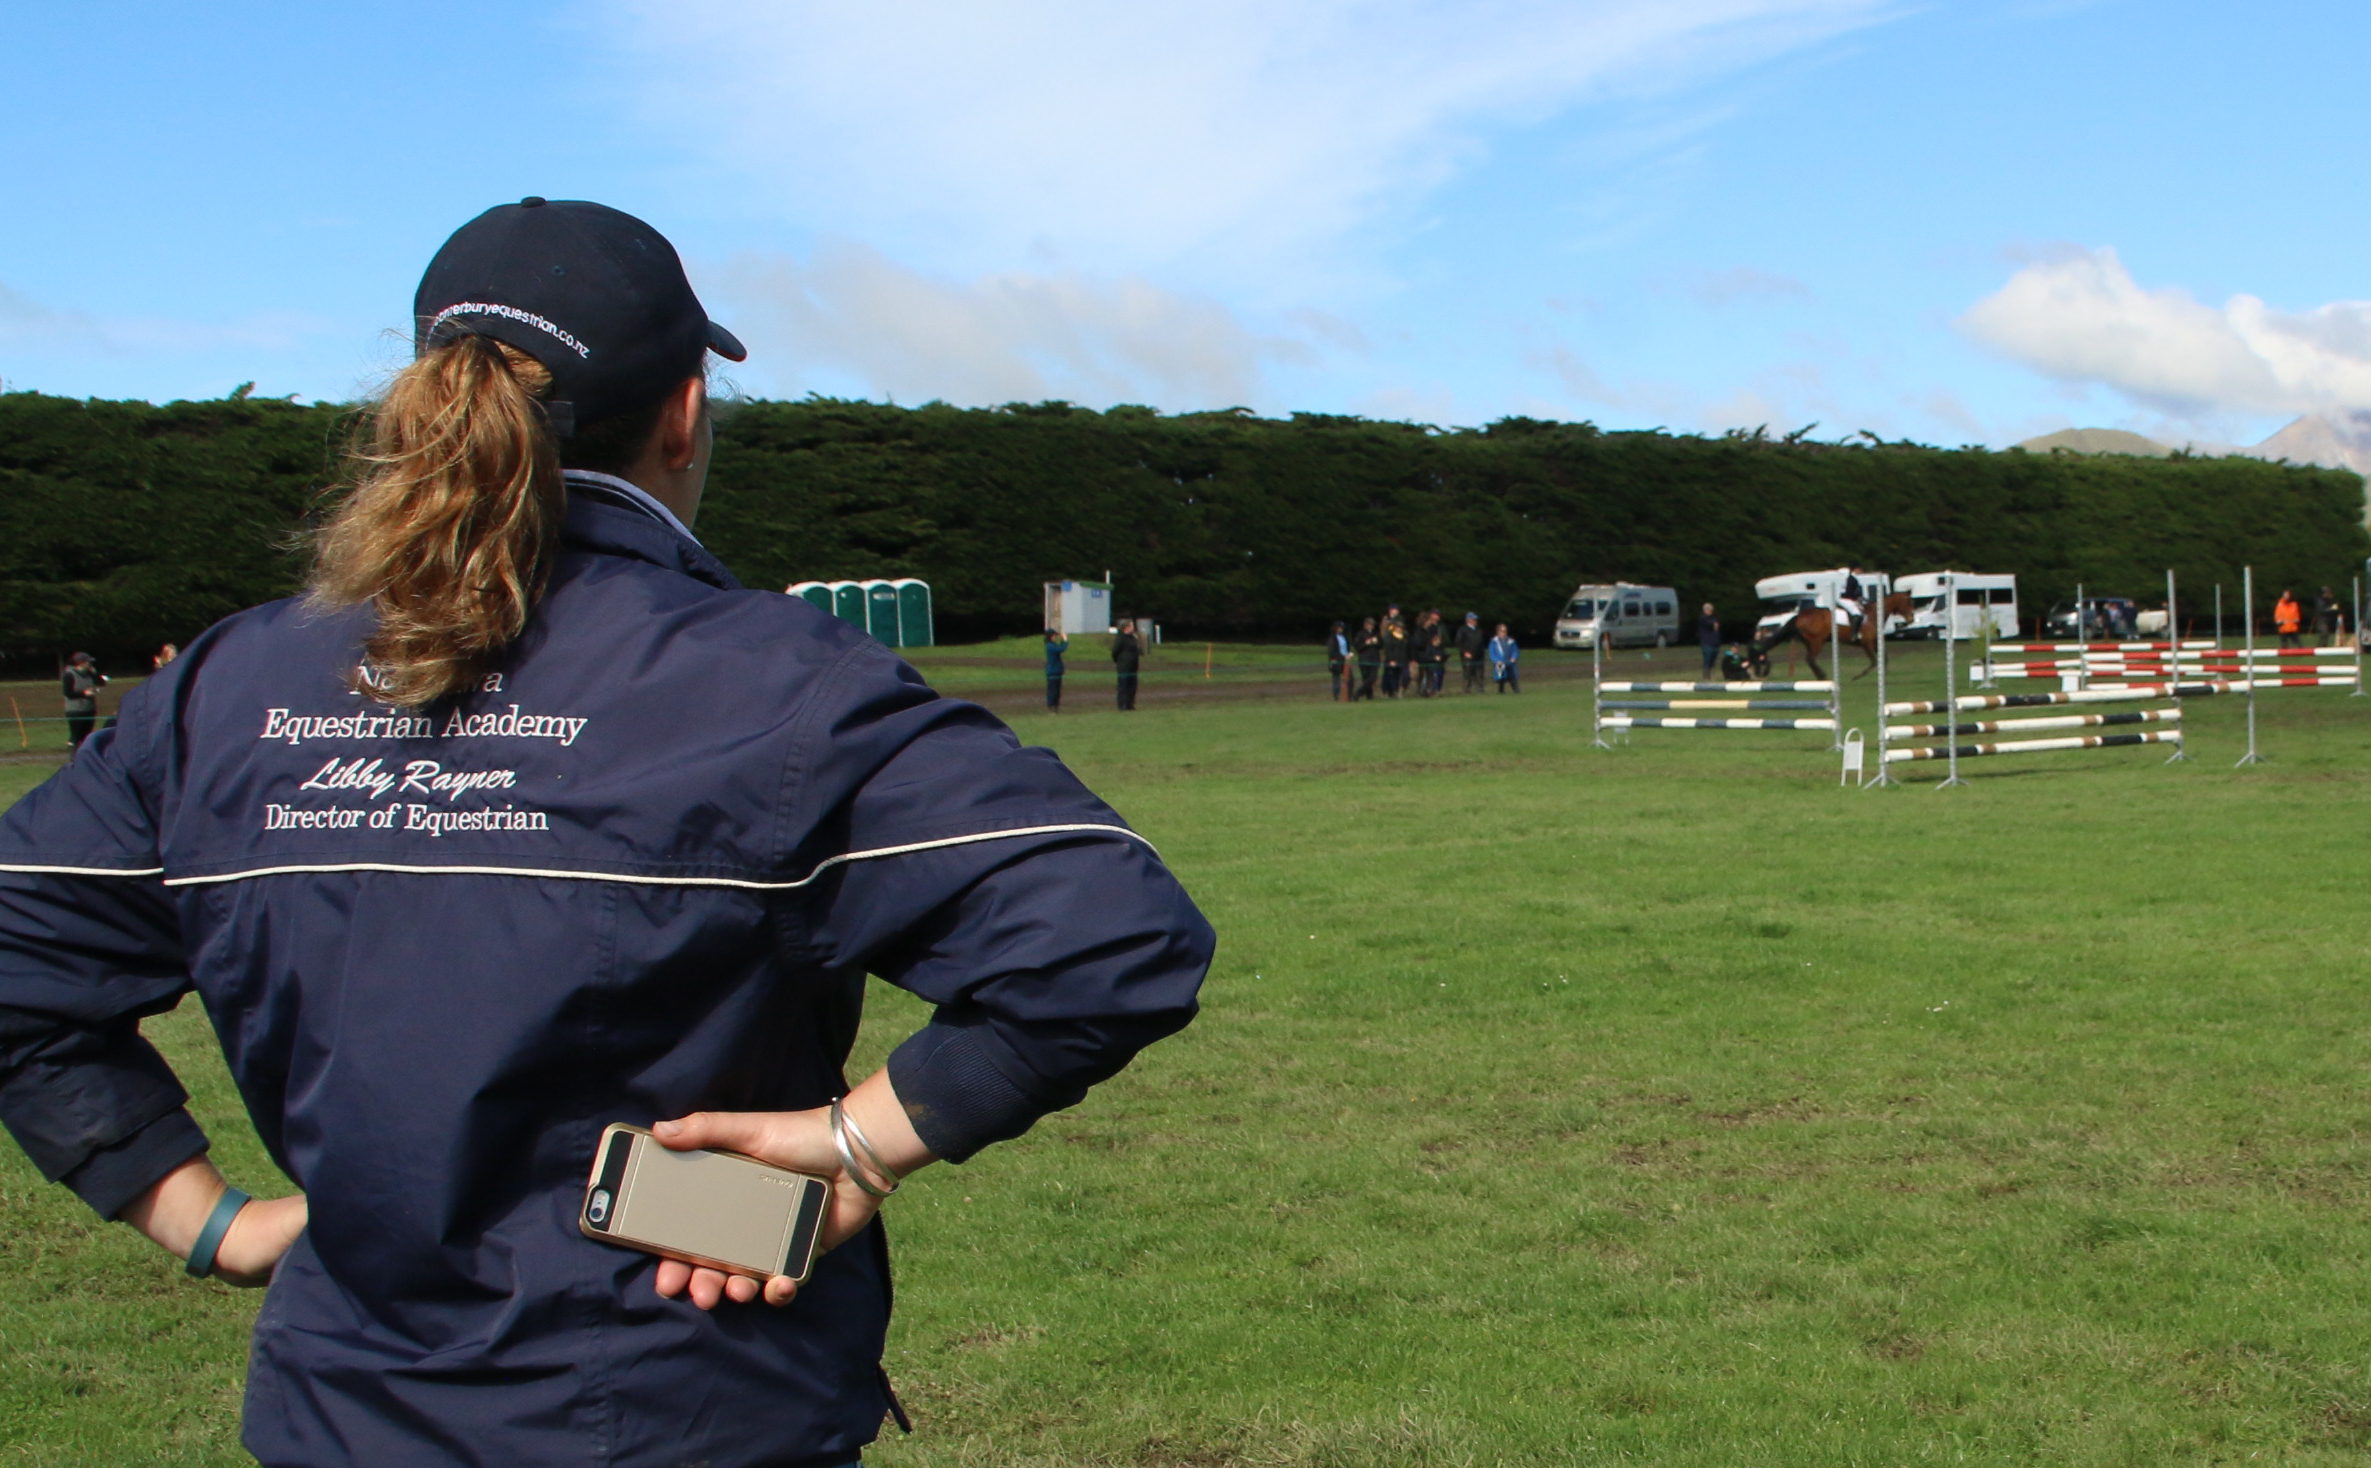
[310,335,565,707]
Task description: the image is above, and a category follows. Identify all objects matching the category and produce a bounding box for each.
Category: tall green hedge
[2,390,2362,667]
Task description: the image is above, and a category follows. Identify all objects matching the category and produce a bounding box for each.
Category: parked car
[2045,597,2163,640]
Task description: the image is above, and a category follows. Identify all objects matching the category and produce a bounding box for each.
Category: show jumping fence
[1880,683,2188,776]
[1591,613,1840,748]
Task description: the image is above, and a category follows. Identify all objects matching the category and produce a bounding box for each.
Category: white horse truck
[1896,571,2018,639]
[1553,583,1681,649]
[1752,569,1883,641]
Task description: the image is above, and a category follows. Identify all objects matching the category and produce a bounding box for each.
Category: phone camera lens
[588,1189,611,1224]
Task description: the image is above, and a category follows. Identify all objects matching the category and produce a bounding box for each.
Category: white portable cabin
[1896,571,2017,640]
[1043,579,1115,636]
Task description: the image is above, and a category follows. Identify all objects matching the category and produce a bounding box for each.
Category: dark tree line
[2,389,2363,671]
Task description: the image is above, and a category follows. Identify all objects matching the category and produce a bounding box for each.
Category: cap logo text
[432,302,592,359]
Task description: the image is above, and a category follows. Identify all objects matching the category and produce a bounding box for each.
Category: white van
[1554,583,1681,649]
[1896,571,2018,639]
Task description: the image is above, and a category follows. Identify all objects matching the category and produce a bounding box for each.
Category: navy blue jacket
[0,484,1213,1467]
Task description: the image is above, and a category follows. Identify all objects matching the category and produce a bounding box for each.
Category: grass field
[7,646,2371,1464]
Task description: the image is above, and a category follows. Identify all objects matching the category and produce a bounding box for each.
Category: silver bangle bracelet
[834,1102,898,1192]
[830,1097,898,1199]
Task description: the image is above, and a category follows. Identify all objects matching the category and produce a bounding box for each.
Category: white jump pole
[2073,582,2087,690]
[2236,565,2263,767]
[1867,572,1897,788]
[1828,602,1843,751]
[2163,568,2189,761]
[2354,575,2365,699]
[1592,623,1610,748]
[1938,572,1965,788]
[1976,581,1997,688]
[2214,584,2223,650]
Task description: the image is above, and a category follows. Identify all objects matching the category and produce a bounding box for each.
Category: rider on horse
[1835,566,1867,637]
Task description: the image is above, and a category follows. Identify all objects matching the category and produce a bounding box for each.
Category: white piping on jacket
[0,822,1154,891]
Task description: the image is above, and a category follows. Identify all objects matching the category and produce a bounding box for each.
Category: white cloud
[1960,246,2371,421]
[713,242,1326,409]
[600,0,1896,287]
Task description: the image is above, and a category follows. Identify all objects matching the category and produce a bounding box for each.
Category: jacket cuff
[886,1023,1073,1164]
[59,1109,209,1220]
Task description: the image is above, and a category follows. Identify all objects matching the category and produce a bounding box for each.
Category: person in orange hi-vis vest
[2274,588,2305,649]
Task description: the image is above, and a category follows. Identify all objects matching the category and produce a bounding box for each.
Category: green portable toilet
[830,581,865,627]
[786,581,833,615]
[865,580,902,645]
[893,579,933,648]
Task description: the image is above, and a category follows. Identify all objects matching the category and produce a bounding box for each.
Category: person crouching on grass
[0,197,1213,1468]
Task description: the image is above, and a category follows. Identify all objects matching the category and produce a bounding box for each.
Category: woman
[1324,620,1349,701]
[58,650,106,748]
[1489,623,1521,692]
[0,199,1212,1467]
[1352,616,1383,701]
[1111,617,1142,710]
[1043,625,1068,710]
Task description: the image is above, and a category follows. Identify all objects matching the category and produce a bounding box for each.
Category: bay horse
[1746,592,1914,680]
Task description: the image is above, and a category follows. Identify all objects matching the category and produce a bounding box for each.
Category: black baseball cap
[414,197,745,435]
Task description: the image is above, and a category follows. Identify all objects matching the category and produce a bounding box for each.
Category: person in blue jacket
[0,199,1213,1468]
[1043,625,1068,710]
[1488,622,1521,692]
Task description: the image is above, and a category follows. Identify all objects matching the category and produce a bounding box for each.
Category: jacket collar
[561,480,743,592]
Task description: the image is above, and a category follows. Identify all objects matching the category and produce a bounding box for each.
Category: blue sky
[6,0,2367,450]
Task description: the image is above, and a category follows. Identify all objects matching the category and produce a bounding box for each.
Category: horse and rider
[1734,566,1909,680]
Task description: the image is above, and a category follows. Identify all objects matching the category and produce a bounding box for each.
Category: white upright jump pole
[1937,573,1966,789]
[2163,568,2189,762]
[1591,623,1611,749]
[2073,582,2087,690]
[1867,573,1897,788]
[1828,605,1843,752]
[1976,580,1997,688]
[2236,565,2263,767]
[2354,575,2365,699]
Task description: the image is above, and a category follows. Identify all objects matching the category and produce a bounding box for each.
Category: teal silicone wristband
[185,1186,252,1279]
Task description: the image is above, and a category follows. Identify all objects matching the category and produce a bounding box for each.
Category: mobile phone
[580,1123,830,1283]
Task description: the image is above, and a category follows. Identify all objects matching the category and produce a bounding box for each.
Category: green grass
[8,650,2371,1464]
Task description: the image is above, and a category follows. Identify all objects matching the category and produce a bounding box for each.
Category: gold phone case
[580,1123,829,1283]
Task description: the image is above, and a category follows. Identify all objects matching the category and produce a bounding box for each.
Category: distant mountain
[2242,411,2371,480]
[2016,427,2173,457]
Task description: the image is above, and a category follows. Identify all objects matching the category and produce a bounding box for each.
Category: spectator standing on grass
[1353,616,1382,701]
[1325,620,1350,701]
[1044,627,1067,711]
[1380,605,1409,698]
[1455,611,1487,693]
[0,198,1213,1468]
[1489,623,1520,693]
[1698,603,1721,678]
[2275,588,2304,649]
[60,652,105,750]
[1416,610,1448,697]
[2315,586,2341,647]
[1112,617,1143,710]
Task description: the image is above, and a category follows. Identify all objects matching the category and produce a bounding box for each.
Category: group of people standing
[1327,606,1520,701]
[2273,587,2351,649]
[1042,620,1145,711]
